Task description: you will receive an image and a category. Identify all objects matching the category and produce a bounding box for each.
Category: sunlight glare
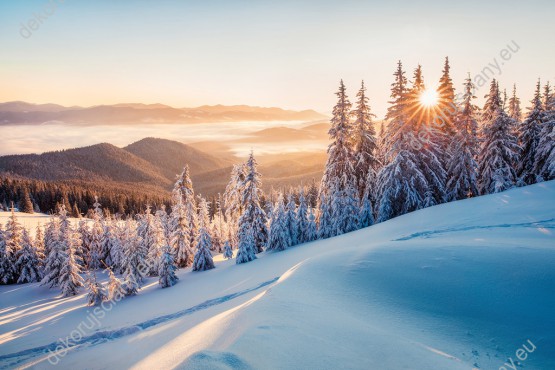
[420,88,439,107]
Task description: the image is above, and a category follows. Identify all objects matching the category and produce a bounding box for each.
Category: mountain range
[0,138,325,198]
[0,101,327,125]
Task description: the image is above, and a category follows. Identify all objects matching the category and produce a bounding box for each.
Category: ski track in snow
[0,277,279,368]
[394,218,555,241]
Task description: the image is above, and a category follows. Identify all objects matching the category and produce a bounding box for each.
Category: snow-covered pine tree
[223,240,233,260]
[508,84,522,125]
[193,198,215,271]
[296,188,309,244]
[35,224,45,268]
[223,164,246,248]
[359,180,374,228]
[318,80,359,236]
[285,192,299,246]
[88,197,104,270]
[267,194,291,252]
[376,62,431,222]
[170,196,194,268]
[106,265,123,300]
[155,205,171,245]
[20,189,34,214]
[41,217,64,288]
[58,205,84,297]
[210,194,225,253]
[236,152,268,259]
[306,207,318,242]
[15,228,42,283]
[159,244,179,287]
[517,80,546,185]
[76,219,90,267]
[101,217,117,268]
[478,79,520,194]
[446,75,480,200]
[138,205,165,276]
[86,271,107,306]
[121,219,145,295]
[352,81,380,200]
[1,207,22,284]
[533,83,555,181]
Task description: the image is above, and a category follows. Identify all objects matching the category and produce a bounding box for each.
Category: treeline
[0,175,171,217]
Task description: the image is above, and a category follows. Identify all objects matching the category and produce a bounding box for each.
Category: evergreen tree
[318,80,359,236]
[306,207,318,242]
[446,75,480,200]
[137,205,165,276]
[76,219,90,267]
[106,266,123,300]
[223,164,246,248]
[533,83,555,181]
[352,81,379,199]
[236,152,267,261]
[57,205,84,296]
[193,198,215,271]
[478,79,520,194]
[41,218,64,288]
[518,80,546,184]
[508,84,522,123]
[16,228,42,283]
[20,189,34,214]
[86,271,107,306]
[158,244,179,287]
[170,166,198,265]
[436,56,457,169]
[267,194,291,252]
[296,188,309,244]
[285,192,299,246]
[88,197,104,270]
[121,220,145,296]
[1,207,22,283]
[223,240,233,260]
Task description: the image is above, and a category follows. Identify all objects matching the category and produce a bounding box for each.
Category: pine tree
[533,83,555,181]
[121,220,145,296]
[58,205,84,296]
[223,240,233,260]
[106,266,123,301]
[88,197,104,270]
[16,228,42,283]
[478,79,519,194]
[159,244,179,287]
[1,207,22,284]
[236,153,267,262]
[137,205,165,276]
[20,189,34,214]
[76,219,90,267]
[352,81,379,199]
[193,198,215,271]
[446,75,479,200]
[318,80,358,236]
[296,188,309,244]
[86,271,107,306]
[306,207,317,242]
[435,56,457,171]
[377,63,440,222]
[508,84,522,123]
[223,164,246,248]
[267,194,291,251]
[518,80,546,184]
[285,193,298,246]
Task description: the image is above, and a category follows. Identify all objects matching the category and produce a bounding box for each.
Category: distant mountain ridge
[0,101,327,125]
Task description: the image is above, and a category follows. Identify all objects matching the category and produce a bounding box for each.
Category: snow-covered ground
[1,182,554,369]
[0,212,86,237]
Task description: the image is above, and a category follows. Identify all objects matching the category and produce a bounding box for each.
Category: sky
[1,0,554,118]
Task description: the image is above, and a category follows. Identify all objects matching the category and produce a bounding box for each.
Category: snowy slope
[0,212,87,237]
[1,182,554,369]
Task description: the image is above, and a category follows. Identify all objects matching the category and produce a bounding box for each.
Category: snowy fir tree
[223,240,233,260]
[20,189,34,214]
[138,205,165,276]
[170,166,198,267]
[518,80,546,184]
[318,80,360,237]
[296,188,310,244]
[86,271,107,306]
[223,164,246,248]
[106,265,123,300]
[15,228,42,284]
[508,84,523,124]
[158,244,179,288]
[88,197,104,270]
[267,194,291,252]
[533,83,555,181]
[41,218,64,288]
[236,152,268,261]
[352,81,380,200]
[76,218,90,267]
[1,207,22,284]
[306,207,318,242]
[121,220,146,295]
[58,206,84,297]
[193,198,215,271]
[377,62,431,222]
[478,79,520,194]
[285,192,299,246]
[210,194,225,253]
[446,75,480,200]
